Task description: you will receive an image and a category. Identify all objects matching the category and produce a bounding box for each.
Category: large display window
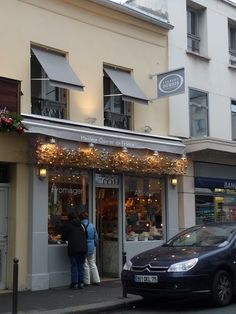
[196,189,236,224]
[48,167,89,244]
[125,175,163,241]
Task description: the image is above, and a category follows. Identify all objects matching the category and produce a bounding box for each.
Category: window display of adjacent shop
[195,177,236,224]
[48,167,89,244]
[125,176,163,241]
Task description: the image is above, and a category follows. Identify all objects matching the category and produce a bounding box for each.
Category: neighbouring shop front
[25,115,187,290]
[195,162,236,224]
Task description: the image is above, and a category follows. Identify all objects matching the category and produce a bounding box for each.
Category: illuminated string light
[35,141,188,175]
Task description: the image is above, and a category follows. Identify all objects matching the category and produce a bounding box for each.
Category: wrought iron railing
[104,111,131,130]
[31,97,66,119]
[229,49,236,65]
[187,33,200,53]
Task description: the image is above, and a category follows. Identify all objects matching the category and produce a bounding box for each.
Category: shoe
[77,283,84,289]
[70,283,78,289]
[84,283,90,287]
[92,282,100,286]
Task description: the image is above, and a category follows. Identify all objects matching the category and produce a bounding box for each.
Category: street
[101,297,236,314]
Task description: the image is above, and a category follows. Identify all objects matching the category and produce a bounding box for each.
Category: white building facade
[127,0,236,230]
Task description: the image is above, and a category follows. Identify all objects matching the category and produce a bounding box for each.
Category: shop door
[96,187,119,278]
[0,187,8,289]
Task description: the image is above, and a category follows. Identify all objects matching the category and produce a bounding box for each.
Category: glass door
[96,187,119,278]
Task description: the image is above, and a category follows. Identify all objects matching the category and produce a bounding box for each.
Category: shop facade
[0,0,186,291]
[195,162,236,224]
[25,115,187,290]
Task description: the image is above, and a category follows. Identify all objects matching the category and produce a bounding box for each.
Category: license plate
[134,275,158,283]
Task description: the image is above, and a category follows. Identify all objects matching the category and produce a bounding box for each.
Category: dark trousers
[69,253,86,284]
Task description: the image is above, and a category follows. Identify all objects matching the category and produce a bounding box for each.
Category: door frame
[93,172,123,277]
[0,184,9,289]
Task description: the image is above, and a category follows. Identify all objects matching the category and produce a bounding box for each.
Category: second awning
[104,67,149,105]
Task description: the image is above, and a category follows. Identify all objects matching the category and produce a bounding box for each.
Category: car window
[165,224,236,247]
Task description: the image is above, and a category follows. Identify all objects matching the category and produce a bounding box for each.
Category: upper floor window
[31,46,83,119]
[103,66,148,130]
[228,20,236,65]
[189,88,208,138]
[104,74,132,130]
[231,100,236,140]
[187,2,206,55]
[0,77,21,114]
[187,6,200,53]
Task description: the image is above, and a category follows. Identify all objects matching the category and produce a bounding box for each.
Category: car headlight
[167,258,198,272]
[123,260,132,270]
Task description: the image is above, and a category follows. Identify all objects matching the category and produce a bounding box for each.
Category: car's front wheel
[212,270,232,307]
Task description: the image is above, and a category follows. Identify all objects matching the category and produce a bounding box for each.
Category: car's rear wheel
[212,270,232,306]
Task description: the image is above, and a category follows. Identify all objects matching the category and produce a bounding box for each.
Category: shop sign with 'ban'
[157,68,185,98]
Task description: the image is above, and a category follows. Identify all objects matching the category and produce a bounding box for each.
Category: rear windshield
[165,224,236,247]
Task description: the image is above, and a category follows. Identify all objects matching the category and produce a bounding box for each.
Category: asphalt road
[101,297,236,314]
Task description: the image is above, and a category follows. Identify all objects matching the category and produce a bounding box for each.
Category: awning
[104,67,149,105]
[22,114,185,154]
[31,48,84,91]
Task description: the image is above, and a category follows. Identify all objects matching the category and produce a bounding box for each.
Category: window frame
[231,99,236,141]
[187,6,200,53]
[31,46,67,118]
[103,67,133,130]
[189,87,209,138]
[228,20,236,65]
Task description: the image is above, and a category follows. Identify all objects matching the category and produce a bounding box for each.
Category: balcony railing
[229,49,236,65]
[187,33,200,53]
[31,97,66,119]
[104,111,131,130]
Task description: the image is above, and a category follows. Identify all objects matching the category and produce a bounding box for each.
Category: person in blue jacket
[79,211,101,286]
[61,211,87,289]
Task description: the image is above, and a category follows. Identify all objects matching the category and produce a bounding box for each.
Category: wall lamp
[170,177,178,187]
[37,167,47,180]
[143,125,152,133]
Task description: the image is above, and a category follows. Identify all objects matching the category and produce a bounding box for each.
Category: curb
[11,295,142,314]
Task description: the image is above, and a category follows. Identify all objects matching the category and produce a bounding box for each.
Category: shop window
[228,19,236,65]
[196,190,236,225]
[189,88,208,137]
[48,167,89,244]
[125,176,163,241]
[231,100,236,140]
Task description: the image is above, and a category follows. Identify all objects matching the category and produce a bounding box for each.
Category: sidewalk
[0,280,142,314]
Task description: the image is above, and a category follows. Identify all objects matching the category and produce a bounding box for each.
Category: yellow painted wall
[7,163,29,290]
[0,0,169,135]
[0,0,170,289]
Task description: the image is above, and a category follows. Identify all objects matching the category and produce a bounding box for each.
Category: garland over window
[0,108,27,134]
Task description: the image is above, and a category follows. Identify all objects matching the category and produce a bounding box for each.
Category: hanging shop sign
[157,68,185,98]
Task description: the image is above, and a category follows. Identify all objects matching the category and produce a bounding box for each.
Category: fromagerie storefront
[25,116,187,290]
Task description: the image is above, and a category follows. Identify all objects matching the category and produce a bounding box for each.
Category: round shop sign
[159,73,184,94]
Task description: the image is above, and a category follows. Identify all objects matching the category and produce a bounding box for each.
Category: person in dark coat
[61,211,87,289]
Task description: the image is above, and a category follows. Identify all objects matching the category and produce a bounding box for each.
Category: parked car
[121,222,236,306]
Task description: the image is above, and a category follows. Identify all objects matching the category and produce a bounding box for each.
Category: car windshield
[164,224,236,247]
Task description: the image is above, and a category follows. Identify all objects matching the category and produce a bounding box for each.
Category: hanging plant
[0,108,28,134]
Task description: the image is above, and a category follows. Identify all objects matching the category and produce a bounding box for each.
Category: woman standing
[80,211,101,286]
